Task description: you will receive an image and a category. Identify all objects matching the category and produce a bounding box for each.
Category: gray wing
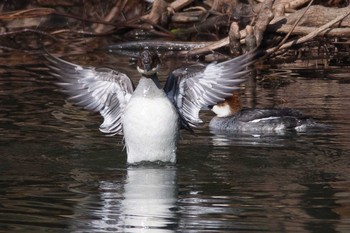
[44,53,134,136]
[164,51,254,127]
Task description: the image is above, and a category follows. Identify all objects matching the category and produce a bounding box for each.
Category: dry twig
[265,0,314,57]
[265,7,350,55]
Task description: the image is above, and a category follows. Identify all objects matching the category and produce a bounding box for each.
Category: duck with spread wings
[45,50,254,163]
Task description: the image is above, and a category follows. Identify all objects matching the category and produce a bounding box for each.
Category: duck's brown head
[212,91,242,117]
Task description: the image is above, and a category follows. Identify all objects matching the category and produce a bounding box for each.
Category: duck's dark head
[137,50,160,76]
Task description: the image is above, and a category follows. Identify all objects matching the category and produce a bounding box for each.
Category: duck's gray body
[210,108,319,134]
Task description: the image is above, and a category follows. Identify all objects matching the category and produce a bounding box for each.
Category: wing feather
[44,52,134,135]
[164,51,255,127]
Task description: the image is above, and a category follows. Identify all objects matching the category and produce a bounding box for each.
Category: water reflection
[177,143,349,233]
[2,48,350,232]
[209,129,299,147]
[87,166,177,233]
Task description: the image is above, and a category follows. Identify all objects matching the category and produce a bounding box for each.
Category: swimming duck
[209,92,320,134]
[45,50,254,163]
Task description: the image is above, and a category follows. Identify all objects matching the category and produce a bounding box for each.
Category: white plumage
[122,78,179,163]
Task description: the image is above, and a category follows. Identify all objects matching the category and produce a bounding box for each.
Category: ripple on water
[1,52,350,232]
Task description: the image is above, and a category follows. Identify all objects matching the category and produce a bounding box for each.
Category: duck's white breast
[122,77,179,163]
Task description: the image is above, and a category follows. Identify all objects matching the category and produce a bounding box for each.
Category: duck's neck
[148,74,162,89]
[212,92,241,117]
[134,75,164,98]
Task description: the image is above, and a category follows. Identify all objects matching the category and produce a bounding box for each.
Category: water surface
[1,48,350,233]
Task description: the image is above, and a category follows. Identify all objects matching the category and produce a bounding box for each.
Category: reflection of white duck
[45,50,253,163]
[87,167,177,233]
[120,167,177,232]
[210,92,320,134]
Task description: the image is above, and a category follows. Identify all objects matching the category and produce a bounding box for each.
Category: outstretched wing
[164,51,254,127]
[44,52,134,135]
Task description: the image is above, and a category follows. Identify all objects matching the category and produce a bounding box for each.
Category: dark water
[1,48,350,233]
